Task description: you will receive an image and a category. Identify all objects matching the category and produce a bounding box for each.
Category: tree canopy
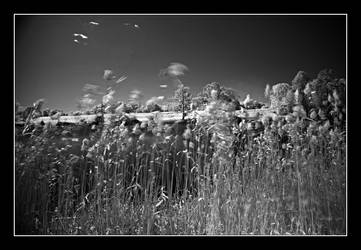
[197,82,241,109]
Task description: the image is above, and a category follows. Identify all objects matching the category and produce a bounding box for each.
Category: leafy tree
[298,69,346,126]
[199,82,221,102]
[143,96,164,113]
[220,88,241,110]
[317,68,336,82]
[269,83,294,115]
[115,103,127,114]
[219,87,236,102]
[303,69,343,112]
[197,82,240,110]
[291,70,310,91]
[174,84,192,119]
[114,103,139,114]
[91,104,104,114]
[145,103,162,112]
[128,102,140,113]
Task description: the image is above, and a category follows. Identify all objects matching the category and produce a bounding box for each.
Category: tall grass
[15,110,346,235]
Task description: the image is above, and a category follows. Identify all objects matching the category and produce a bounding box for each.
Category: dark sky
[15,14,346,112]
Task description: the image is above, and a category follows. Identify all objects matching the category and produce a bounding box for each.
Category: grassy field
[15,106,346,235]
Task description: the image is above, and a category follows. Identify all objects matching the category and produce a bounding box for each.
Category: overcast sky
[15,14,346,112]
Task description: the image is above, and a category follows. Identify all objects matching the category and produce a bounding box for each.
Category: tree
[115,103,128,114]
[145,103,162,112]
[174,84,192,119]
[91,104,104,114]
[128,102,140,113]
[201,82,221,102]
[144,96,164,113]
[298,68,346,119]
[197,82,240,110]
[317,68,336,82]
[219,87,241,109]
[269,83,294,115]
[302,69,339,111]
[291,70,310,91]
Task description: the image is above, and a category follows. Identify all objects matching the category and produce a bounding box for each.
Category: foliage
[269,83,294,115]
[144,103,163,112]
[197,82,241,110]
[114,102,139,113]
[15,70,346,235]
[302,69,345,124]
[291,71,311,91]
[174,84,192,117]
[15,104,346,235]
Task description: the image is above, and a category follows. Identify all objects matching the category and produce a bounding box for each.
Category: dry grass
[15,110,346,235]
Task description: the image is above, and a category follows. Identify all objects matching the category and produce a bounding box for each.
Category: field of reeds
[15,101,346,235]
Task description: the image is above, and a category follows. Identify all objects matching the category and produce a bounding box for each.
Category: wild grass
[15,110,346,235]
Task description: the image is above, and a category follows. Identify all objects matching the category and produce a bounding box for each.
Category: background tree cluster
[193,82,241,110]
[266,69,346,127]
[16,69,345,127]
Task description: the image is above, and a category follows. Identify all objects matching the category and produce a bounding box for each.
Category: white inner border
[13,13,348,237]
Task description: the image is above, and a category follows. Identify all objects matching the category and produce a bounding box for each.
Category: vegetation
[174,84,192,119]
[15,69,346,235]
